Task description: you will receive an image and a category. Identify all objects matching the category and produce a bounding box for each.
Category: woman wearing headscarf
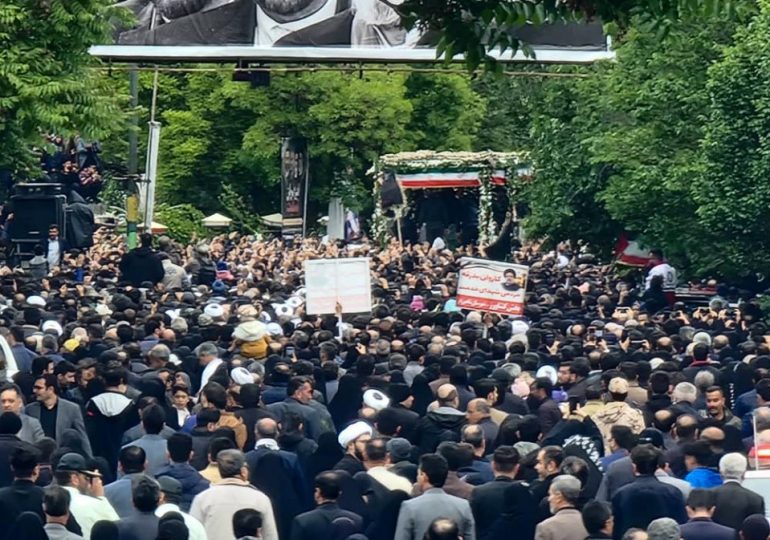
[306,431,344,482]
[328,374,363,431]
[409,373,434,417]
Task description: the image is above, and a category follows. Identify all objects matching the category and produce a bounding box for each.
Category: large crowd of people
[0,226,768,540]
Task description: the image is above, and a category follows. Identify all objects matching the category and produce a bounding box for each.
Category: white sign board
[305,257,372,314]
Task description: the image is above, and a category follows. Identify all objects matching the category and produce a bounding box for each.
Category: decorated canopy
[370,150,532,244]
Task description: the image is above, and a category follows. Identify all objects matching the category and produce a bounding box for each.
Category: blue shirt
[11,344,37,374]
[685,467,723,488]
[601,450,628,471]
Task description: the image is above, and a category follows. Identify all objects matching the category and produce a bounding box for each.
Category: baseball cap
[637,428,665,449]
[156,476,182,497]
[56,452,101,477]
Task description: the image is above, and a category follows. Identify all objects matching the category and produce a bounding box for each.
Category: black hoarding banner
[280,137,308,238]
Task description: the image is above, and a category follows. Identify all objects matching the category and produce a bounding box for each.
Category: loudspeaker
[9,195,66,242]
[14,183,62,197]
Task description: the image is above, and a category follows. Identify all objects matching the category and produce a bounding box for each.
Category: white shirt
[255,1,337,45]
[176,407,191,428]
[63,486,119,540]
[156,503,207,540]
[200,358,224,392]
[47,239,60,268]
[645,262,677,291]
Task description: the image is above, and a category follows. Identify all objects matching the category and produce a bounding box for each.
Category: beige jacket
[593,401,645,453]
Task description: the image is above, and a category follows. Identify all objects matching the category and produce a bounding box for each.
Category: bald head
[674,414,698,441]
[700,426,725,445]
[466,398,491,424]
[437,384,458,408]
[256,418,278,440]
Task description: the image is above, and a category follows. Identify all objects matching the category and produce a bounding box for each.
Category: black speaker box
[9,194,66,242]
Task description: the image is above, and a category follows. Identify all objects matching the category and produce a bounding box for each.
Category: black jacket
[611,475,687,540]
[0,435,35,488]
[334,453,365,476]
[235,407,276,452]
[190,427,214,471]
[711,481,765,530]
[85,391,140,477]
[290,502,364,540]
[414,407,465,454]
[0,479,81,540]
[471,478,532,539]
[381,405,420,443]
[118,246,164,286]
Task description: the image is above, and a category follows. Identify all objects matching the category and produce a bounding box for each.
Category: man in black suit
[0,446,45,539]
[611,445,687,539]
[711,452,765,530]
[470,445,533,540]
[290,470,364,540]
[0,412,35,487]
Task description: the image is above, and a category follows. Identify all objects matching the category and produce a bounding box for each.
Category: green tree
[0,0,127,175]
[142,69,485,223]
[404,73,486,150]
[586,20,737,268]
[396,0,750,69]
[694,0,770,278]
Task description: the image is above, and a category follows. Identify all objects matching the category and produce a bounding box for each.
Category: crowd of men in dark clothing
[0,228,769,540]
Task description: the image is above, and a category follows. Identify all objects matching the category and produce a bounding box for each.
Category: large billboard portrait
[92,0,614,63]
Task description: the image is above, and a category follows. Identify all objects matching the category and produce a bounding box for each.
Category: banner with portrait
[280,137,308,237]
[91,1,613,63]
[456,257,529,316]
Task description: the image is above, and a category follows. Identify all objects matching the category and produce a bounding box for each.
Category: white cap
[230,367,253,386]
[95,304,113,317]
[338,421,373,448]
[273,304,293,317]
[286,297,302,309]
[650,357,665,370]
[536,365,557,385]
[27,296,46,308]
[204,304,224,319]
[363,389,390,411]
[266,323,283,337]
[41,320,62,336]
[511,320,530,335]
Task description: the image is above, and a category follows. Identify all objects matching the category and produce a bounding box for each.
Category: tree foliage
[397,0,752,69]
[0,0,128,175]
[694,0,770,278]
[142,70,485,222]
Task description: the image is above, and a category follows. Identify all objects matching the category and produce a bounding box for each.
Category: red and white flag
[615,234,652,267]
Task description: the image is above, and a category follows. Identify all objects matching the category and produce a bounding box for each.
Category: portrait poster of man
[456,257,529,316]
[113,0,425,47]
[104,0,611,62]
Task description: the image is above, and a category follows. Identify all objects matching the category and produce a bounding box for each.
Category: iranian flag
[615,234,653,267]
